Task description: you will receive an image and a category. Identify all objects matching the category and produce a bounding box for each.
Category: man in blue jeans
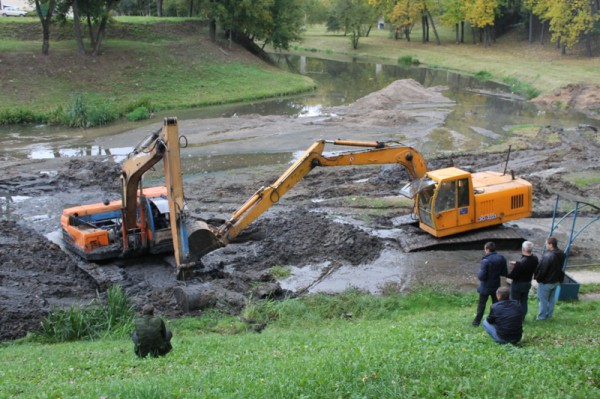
[508,241,538,320]
[483,287,523,344]
[472,242,508,326]
[535,237,566,320]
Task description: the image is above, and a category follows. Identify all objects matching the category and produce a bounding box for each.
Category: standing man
[535,236,566,320]
[483,286,523,344]
[508,241,538,320]
[132,304,173,358]
[472,241,508,326]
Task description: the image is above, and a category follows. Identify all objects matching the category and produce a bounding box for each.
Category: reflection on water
[0,54,596,162]
[29,145,134,162]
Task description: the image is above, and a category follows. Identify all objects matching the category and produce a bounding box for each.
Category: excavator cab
[401,167,531,237]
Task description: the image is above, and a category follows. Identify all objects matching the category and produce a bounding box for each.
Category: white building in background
[1,0,33,11]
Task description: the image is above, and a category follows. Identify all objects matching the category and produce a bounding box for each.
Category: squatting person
[483,286,523,344]
[132,304,173,358]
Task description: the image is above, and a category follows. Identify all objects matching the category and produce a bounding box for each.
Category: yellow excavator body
[414,167,532,237]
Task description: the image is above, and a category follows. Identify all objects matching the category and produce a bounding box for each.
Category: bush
[0,108,42,124]
[63,93,119,128]
[475,70,493,81]
[502,77,541,99]
[126,105,150,121]
[39,285,134,342]
[397,55,420,66]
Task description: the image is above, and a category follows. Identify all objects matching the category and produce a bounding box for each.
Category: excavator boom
[186,139,427,258]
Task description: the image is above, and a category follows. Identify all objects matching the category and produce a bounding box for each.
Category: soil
[1,80,599,341]
[531,84,600,120]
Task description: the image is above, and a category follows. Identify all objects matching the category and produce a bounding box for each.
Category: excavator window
[434,181,456,213]
[457,178,469,207]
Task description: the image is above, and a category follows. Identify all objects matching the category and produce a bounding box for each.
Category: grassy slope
[0,18,315,114]
[1,291,599,398]
[283,25,600,95]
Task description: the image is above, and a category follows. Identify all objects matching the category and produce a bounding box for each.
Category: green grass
[270,265,292,279]
[573,176,600,189]
[0,19,315,125]
[2,288,599,398]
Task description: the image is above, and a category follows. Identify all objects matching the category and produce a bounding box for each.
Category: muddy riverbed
[1,80,599,341]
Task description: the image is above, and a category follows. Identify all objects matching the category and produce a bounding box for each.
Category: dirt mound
[0,221,97,341]
[325,79,454,127]
[230,207,383,270]
[56,158,121,192]
[531,84,600,120]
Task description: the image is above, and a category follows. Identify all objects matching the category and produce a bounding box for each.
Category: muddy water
[0,55,596,164]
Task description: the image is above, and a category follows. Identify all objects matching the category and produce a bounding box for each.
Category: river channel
[0,54,595,163]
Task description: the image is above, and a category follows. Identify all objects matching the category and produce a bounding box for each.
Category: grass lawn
[0,18,315,124]
[281,24,600,95]
[1,289,599,398]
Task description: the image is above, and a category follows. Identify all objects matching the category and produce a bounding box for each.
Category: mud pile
[0,221,97,341]
[531,84,600,120]
[324,79,455,127]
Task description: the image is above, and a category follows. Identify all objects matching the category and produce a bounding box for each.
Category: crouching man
[483,287,523,344]
[132,304,173,357]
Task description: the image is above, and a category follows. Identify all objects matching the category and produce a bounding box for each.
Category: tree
[463,0,498,47]
[329,0,376,48]
[441,0,465,43]
[546,0,596,55]
[34,0,57,55]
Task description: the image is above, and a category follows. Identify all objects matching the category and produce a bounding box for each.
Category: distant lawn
[282,24,600,95]
[0,19,315,124]
[1,289,599,398]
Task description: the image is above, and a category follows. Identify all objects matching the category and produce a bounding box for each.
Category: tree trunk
[157,0,163,17]
[585,31,592,57]
[422,15,427,43]
[427,11,440,45]
[188,0,194,17]
[528,12,533,44]
[395,27,399,40]
[34,0,56,55]
[540,20,545,45]
[561,43,566,55]
[92,16,108,56]
[455,23,459,44]
[87,15,95,46]
[461,21,464,43]
[72,0,85,55]
[405,26,410,42]
[365,24,372,37]
[209,18,216,42]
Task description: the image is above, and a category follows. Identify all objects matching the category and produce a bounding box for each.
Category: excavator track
[398,224,525,252]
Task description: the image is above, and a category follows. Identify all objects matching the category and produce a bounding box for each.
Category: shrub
[502,77,541,99]
[0,108,42,124]
[126,106,150,121]
[63,93,119,128]
[475,70,493,81]
[39,285,134,342]
[397,55,420,66]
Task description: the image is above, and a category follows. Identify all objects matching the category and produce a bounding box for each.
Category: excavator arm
[186,139,427,259]
[120,118,191,268]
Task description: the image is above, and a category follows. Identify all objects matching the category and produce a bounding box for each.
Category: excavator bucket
[186,220,226,259]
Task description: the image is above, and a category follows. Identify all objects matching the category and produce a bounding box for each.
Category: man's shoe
[471,320,480,326]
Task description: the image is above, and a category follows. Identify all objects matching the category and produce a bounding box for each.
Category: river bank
[1,79,599,341]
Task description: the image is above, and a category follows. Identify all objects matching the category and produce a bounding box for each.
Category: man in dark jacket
[535,236,566,320]
[472,242,508,326]
[508,240,538,320]
[132,304,173,358]
[483,286,523,344]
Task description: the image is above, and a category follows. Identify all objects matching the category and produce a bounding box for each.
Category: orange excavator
[61,117,204,272]
[62,117,533,277]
